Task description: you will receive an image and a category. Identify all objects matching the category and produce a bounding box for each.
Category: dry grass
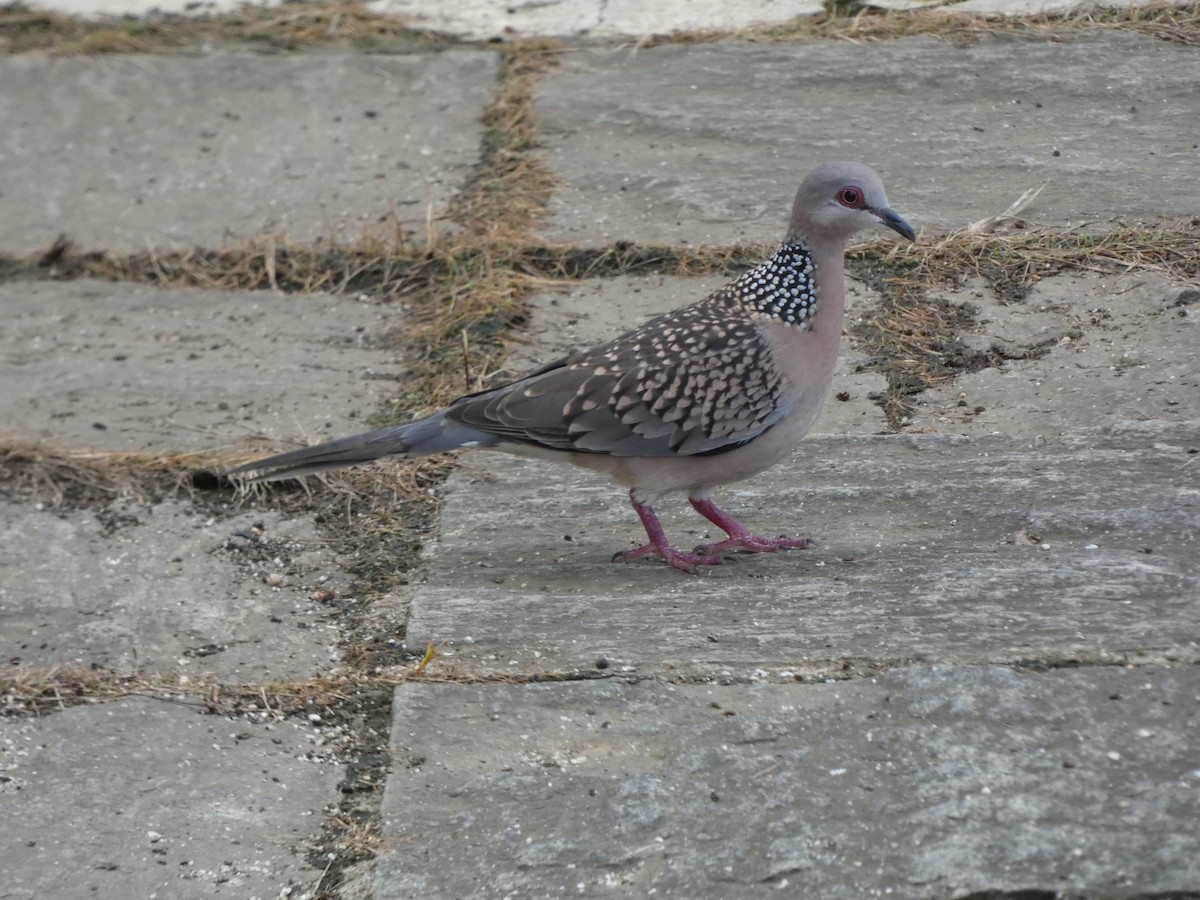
[0,0,451,55]
[899,223,1200,290]
[847,214,1200,422]
[0,440,230,505]
[0,663,367,717]
[364,40,564,411]
[453,40,561,238]
[663,0,1200,46]
[0,657,599,718]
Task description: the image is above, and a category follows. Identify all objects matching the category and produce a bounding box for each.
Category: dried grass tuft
[0,440,231,505]
[662,0,1200,46]
[0,657,599,718]
[845,191,1199,423]
[453,40,561,238]
[0,0,451,55]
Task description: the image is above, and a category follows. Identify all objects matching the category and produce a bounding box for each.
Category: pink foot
[698,534,811,555]
[615,492,809,573]
[613,543,727,574]
[615,492,730,574]
[690,498,810,556]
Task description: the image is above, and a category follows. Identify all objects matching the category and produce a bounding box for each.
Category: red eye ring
[837,186,865,208]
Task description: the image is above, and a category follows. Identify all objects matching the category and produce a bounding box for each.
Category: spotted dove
[231,162,915,572]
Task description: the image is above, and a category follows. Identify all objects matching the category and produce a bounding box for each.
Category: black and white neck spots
[730,243,817,326]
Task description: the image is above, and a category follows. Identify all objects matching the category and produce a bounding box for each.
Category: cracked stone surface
[402,422,1199,678]
[916,271,1200,436]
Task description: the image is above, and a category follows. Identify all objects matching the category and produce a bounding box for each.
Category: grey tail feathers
[228,411,500,482]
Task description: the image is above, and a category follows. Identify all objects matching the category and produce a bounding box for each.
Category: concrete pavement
[2,3,1198,899]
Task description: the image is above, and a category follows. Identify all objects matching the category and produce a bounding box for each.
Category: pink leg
[614,491,728,573]
[689,497,810,555]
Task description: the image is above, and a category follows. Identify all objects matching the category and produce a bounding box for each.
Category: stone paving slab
[918,271,1200,436]
[403,422,1199,677]
[379,666,1200,898]
[955,0,1195,14]
[0,697,340,900]
[0,52,496,254]
[369,0,823,41]
[533,33,1200,245]
[516,273,890,435]
[19,0,283,17]
[0,500,351,679]
[0,280,404,454]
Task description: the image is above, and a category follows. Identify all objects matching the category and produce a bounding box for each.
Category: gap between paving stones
[10,641,1195,721]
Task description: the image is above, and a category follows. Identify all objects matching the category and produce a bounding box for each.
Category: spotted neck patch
[730,242,817,326]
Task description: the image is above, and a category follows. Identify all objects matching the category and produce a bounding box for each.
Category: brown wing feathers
[448,299,790,458]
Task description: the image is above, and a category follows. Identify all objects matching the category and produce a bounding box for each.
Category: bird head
[787,161,915,246]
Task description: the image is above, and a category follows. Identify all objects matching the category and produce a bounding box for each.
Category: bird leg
[689,497,811,555]
[614,491,729,573]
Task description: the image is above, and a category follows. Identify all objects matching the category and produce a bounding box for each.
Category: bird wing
[447,297,794,458]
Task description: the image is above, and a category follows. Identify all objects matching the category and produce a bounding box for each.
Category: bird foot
[696,534,811,555]
[613,544,729,574]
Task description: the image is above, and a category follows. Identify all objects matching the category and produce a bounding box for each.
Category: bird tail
[228,411,499,482]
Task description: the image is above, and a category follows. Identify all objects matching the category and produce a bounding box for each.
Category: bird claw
[620,495,807,573]
[614,543,728,573]
[613,534,809,573]
[698,534,812,555]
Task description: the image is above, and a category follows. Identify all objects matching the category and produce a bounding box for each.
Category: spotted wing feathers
[449,295,792,458]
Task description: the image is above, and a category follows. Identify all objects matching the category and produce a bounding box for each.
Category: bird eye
[837,186,864,208]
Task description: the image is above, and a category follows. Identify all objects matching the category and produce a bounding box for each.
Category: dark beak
[875,207,916,242]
